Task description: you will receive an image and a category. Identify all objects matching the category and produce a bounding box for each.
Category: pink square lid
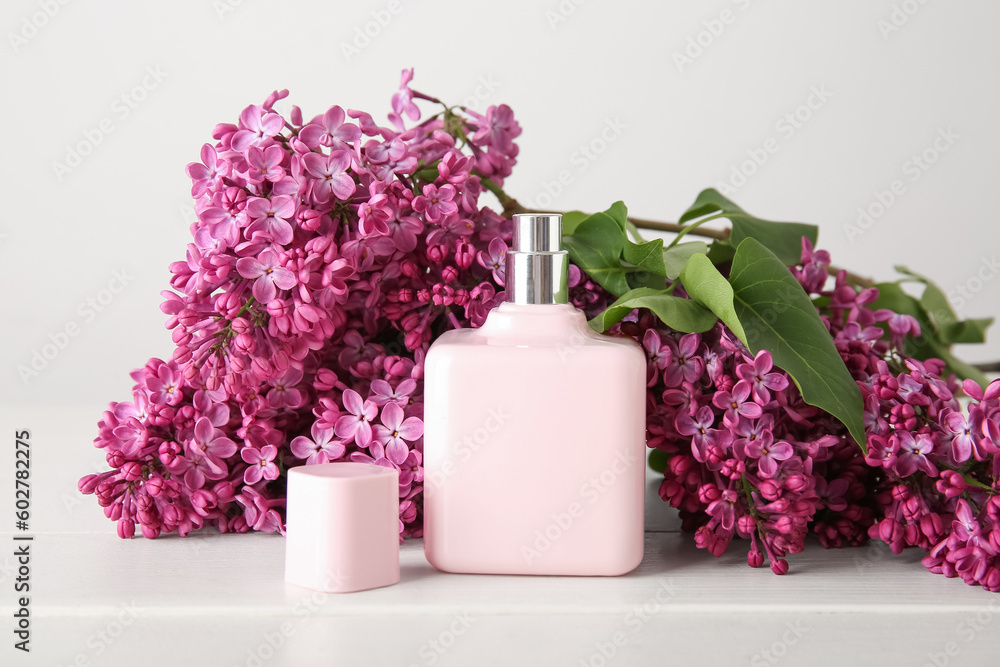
[284,462,400,593]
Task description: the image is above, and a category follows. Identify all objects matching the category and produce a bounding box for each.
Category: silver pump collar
[505,213,569,305]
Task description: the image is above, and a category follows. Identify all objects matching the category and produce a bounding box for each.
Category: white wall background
[1,0,997,407]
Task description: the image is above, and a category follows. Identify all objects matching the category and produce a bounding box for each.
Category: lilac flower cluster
[573,240,999,590]
[79,71,519,539]
[637,323,873,576]
[864,369,1000,590]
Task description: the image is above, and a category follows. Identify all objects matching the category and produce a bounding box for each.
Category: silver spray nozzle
[505,213,569,305]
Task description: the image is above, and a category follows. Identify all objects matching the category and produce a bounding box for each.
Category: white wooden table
[3,406,998,666]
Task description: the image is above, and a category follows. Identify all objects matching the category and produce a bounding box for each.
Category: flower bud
[668,455,693,477]
[107,450,126,470]
[145,476,164,497]
[658,480,685,507]
[455,241,475,269]
[267,299,290,318]
[178,309,201,328]
[121,461,143,482]
[231,316,251,334]
[401,260,420,278]
[697,484,720,504]
[171,328,192,346]
[141,523,161,539]
[234,333,255,355]
[426,244,446,263]
[79,474,102,495]
[172,346,193,365]
[404,330,424,350]
[117,519,136,539]
[314,368,339,392]
[758,479,781,501]
[920,513,944,541]
[213,480,236,503]
[784,474,810,493]
[251,357,273,382]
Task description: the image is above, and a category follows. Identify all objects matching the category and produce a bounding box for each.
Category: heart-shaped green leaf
[941,318,994,345]
[562,210,630,296]
[680,189,818,265]
[623,236,667,277]
[562,202,668,296]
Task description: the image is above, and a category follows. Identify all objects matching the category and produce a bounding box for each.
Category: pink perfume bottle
[423,213,646,576]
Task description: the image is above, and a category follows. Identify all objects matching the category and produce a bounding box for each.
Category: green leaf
[663,241,708,280]
[706,240,736,265]
[679,253,748,344]
[561,210,589,236]
[589,287,717,334]
[613,201,666,277]
[603,200,630,229]
[678,189,818,265]
[626,270,667,292]
[679,189,744,224]
[940,318,994,345]
[563,202,667,296]
[626,220,646,243]
[648,449,669,474]
[622,236,667,277]
[729,238,866,447]
[730,219,817,266]
[562,210,630,297]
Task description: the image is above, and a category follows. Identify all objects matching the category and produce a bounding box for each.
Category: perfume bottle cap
[506,213,569,305]
[284,462,400,593]
[513,213,561,252]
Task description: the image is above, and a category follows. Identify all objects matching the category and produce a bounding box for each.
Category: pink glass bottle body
[423,302,646,576]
